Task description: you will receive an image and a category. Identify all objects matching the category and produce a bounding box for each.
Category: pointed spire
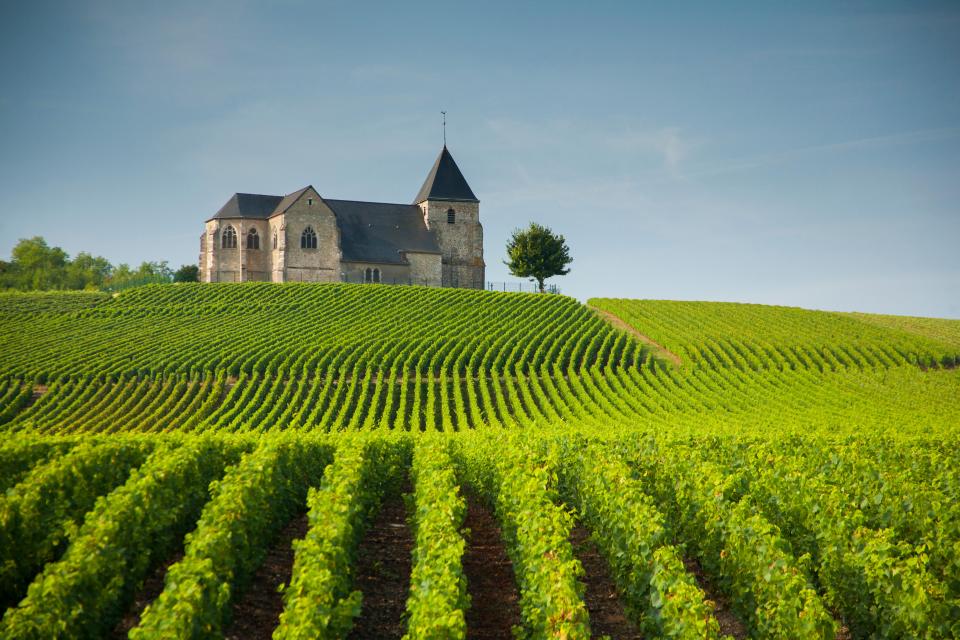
[413,146,478,204]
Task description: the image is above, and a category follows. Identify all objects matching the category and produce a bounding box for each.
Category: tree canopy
[174,264,200,283]
[504,223,572,293]
[0,236,189,291]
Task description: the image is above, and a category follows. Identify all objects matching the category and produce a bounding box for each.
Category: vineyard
[0,284,958,638]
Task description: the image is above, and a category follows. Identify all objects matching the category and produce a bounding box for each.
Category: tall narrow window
[272,229,278,250]
[301,226,317,249]
[221,225,237,249]
[373,268,381,283]
[364,268,372,283]
[247,228,260,250]
[447,208,456,224]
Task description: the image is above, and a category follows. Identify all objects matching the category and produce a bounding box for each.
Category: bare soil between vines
[462,494,522,640]
[223,512,309,639]
[570,525,642,639]
[111,549,184,638]
[347,492,414,640]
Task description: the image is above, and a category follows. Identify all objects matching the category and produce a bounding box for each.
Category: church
[200,146,484,288]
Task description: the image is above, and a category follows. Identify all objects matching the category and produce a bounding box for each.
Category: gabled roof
[326,199,440,264]
[269,186,314,218]
[207,186,318,222]
[413,146,479,204]
[209,193,284,220]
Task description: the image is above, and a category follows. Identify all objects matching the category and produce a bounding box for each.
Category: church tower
[414,146,485,289]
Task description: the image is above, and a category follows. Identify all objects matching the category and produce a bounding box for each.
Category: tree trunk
[537,278,545,293]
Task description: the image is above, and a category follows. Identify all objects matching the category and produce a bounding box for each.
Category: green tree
[65,252,113,290]
[9,237,68,290]
[174,264,199,283]
[504,222,572,293]
[105,261,174,290]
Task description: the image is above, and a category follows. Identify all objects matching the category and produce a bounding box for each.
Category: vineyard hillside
[0,284,957,639]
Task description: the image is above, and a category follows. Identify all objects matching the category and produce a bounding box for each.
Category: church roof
[271,186,313,217]
[210,193,284,220]
[326,199,440,264]
[413,146,479,204]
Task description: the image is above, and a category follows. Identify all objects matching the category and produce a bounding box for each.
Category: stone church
[200,146,484,288]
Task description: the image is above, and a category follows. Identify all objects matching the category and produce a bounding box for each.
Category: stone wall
[419,200,485,289]
[406,251,443,287]
[241,219,271,281]
[341,261,411,285]
[270,222,285,282]
[280,188,340,283]
[201,218,275,282]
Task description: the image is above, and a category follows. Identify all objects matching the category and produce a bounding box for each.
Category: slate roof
[326,199,440,264]
[210,193,284,220]
[413,146,479,204]
[270,186,312,217]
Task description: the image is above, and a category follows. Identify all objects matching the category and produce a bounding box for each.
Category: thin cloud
[483,118,700,176]
[608,126,701,174]
[690,126,960,178]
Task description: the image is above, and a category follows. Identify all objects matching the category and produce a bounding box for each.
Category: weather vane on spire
[441,111,446,147]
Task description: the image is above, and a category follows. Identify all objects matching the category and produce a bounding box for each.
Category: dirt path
[570,525,642,639]
[588,305,682,367]
[347,494,414,640]
[682,557,747,639]
[223,513,309,639]
[462,494,523,639]
[111,550,185,638]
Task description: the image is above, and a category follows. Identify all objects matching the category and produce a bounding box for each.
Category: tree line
[0,237,198,291]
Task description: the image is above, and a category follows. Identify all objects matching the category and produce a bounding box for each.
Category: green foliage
[0,437,239,639]
[697,437,958,638]
[590,298,960,370]
[0,435,75,492]
[4,237,69,291]
[0,236,177,292]
[547,437,721,638]
[455,434,591,639]
[403,438,469,640]
[847,311,960,353]
[504,222,572,293]
[130,435,332,639]
[0,288,958,637]
[0,438,153,608]
[0,381,33,425]
[0,283,629,381]
[622,439,837,639]
[174,263,200,283]
[273,435,407,639]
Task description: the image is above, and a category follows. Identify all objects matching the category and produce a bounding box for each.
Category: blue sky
[1,1,958,317]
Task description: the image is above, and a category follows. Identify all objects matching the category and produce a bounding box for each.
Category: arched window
[364,268,372,283]
[221,225,237,249]
[247,228,259,250]
[272,229,278,250]
[373,268,381,283]
[301,226,317,249]
[447,208,456,224]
